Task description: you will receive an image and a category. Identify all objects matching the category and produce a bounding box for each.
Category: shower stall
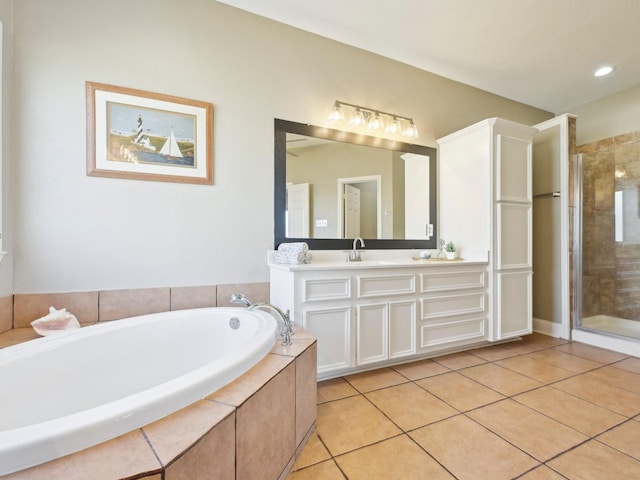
[573,130,640,355]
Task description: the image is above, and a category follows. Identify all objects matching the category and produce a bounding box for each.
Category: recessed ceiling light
[594,66,614,77]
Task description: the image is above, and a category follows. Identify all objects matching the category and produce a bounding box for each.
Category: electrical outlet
[316,219,328,227]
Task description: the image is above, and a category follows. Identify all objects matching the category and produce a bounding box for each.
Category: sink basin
[350,260,397,265]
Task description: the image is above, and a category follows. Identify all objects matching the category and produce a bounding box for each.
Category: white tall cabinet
[438,118,538,341]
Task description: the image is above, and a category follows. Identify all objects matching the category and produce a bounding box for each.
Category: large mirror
[275,119,438,250]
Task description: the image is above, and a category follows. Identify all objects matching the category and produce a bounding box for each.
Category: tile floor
[286,334,640,480]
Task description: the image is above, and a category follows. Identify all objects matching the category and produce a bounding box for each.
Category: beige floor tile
[548,440,640,480]
[432,351,487,369]
[410,415,539,480]
[459,363,543,396]
[514,386,626,436]
[286,460,345,480]
[416,371,504,411]
[553,374,640,417]
[494,340,556,356]
[469,342,525,361]
[344,367,408,393]
[526,348,602,373]
[467,399,588,461]
[291,433,331,471]
[553,342,627,364]
[365,382,457,431]
[316,395,401,455]
[583,365,640,395]
[598,420,640,460]
[317,378,358,404]
[520,332,568,347]
[495,355,577,384]
[335,435,455,480]
[518,465,567,479]
[612,357,640,374]
[391,358,450,380]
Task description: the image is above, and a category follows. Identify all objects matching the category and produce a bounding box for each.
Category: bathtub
[0,307,278,475]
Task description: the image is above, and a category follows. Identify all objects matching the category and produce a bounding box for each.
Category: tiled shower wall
[577,131,640,321]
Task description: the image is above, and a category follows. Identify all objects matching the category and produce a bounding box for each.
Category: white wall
[566,84,640,145]
[5,0,551,293]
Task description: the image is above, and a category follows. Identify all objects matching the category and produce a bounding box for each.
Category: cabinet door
[496,134,531,203]
[497,203,531,270]
[356,303,388,365]
[496,271,532,339]
[303,306,353,375]
[389,300,416,359]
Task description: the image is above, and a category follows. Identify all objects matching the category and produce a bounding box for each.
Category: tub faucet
[348,237,365,262]
[230,294,293,346]
[229,293,252,307]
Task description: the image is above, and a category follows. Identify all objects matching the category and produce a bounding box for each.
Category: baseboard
[533,318,564,338]
[572,328,640,357]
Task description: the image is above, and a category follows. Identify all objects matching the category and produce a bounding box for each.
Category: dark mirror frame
[274,118,438,250]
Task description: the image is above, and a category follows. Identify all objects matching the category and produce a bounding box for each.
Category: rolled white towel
[275,250,312,265]
[277,242,309,253]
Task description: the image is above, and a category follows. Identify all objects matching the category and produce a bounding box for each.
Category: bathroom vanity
[270,117,536,379]
[270,255,492,379]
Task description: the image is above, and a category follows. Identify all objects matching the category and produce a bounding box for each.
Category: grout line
[306,338,640,479]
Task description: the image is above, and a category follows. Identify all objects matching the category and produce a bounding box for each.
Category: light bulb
[385,117,401,134]
[403,121,419,139]
[348,108,365,127]
[367,112,384,131]
[328,102,345,123]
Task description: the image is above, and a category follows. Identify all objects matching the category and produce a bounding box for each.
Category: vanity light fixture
[328,100,419,140]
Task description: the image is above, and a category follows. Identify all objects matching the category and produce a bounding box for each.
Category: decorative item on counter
[438,238,446,258]
[444,241,458,259]
[31,307,80,336]
[419,250,431,259]
[275,242,312,265]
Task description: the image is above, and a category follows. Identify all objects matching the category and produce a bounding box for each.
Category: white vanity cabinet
[355,272,418,365]
[438,118,537,341]
[418,265,488,351]
[270,261,489,379]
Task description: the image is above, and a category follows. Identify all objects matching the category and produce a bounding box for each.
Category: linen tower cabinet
[438,118,538,341]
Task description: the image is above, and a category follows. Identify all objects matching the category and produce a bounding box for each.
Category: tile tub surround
[0,327,317,480]
[0,282,316,479]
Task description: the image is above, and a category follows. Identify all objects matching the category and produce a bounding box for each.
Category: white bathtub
[0,307,278,475]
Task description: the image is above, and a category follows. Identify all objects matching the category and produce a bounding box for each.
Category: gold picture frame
[86,82,213,184]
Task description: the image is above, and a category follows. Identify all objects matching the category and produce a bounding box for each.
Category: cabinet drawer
[357,274,416,298]
[420,270,486,293]
[421,293,485,320]
[303,277,351,302]
[420,316,485,348]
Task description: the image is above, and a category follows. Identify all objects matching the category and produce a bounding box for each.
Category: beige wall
[2,0,552,293]
[287,142,396,238]
[566,84,640,146]
[0,1,12,296]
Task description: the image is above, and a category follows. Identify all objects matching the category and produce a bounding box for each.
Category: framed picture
[86,82,213,184]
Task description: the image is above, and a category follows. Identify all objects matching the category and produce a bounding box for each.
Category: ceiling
[217,0,640,113]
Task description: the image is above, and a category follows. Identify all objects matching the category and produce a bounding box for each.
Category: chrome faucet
[229,293,252,307]
[348,237,365,262]
[230,293,293,346]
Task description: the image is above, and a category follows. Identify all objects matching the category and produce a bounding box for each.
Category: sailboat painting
[87,82,213,184]
[108,103,195,167]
